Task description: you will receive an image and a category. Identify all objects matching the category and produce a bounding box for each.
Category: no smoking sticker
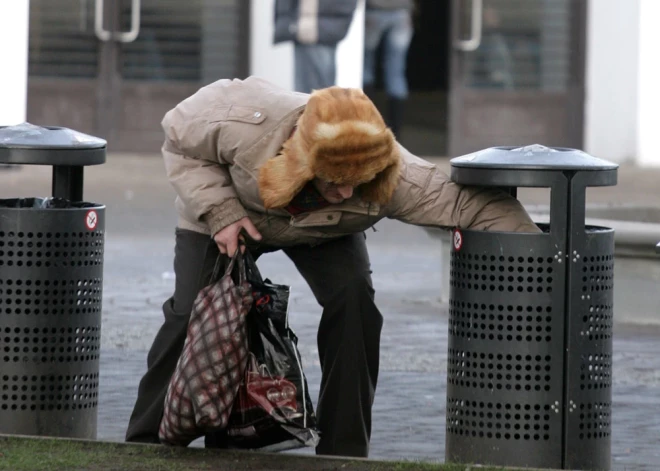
[453,229,463,251]
[85,210,98,230]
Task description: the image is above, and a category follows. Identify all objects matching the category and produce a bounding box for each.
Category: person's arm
[160,86,262,254]
[162,141,246,227]
[386,146,541,233]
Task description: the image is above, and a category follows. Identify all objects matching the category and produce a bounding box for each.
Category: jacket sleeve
[386,148,541,233]
[161,90,249,236]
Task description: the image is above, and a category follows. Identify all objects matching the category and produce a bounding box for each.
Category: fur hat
[258,86,401,209]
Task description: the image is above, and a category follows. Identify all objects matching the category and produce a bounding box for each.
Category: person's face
[312,178,354,204]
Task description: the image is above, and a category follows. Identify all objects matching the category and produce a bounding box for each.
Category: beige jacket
[161,76,538,247]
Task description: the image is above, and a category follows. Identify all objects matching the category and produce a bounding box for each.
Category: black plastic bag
[220,250,320,452]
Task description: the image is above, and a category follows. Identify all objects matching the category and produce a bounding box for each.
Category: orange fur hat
[258,86,401,209]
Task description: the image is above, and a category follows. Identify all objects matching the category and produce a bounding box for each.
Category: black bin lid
[0,123,106,166]
[450,144,618,188]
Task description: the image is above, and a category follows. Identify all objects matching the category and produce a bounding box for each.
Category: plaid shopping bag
[159,250,253,446]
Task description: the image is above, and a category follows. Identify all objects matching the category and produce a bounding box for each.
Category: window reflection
[120,0,202,82]
[463,0,570,91]
[119,0,245,83]
[28,0,98,78]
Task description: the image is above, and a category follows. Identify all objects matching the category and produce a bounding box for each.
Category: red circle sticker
[453,229,463,251]
[85,210,98,230]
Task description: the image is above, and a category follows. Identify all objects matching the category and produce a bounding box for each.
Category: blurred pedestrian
[362,0,415,138]
[479,5,514,89]
[274,0,358,93]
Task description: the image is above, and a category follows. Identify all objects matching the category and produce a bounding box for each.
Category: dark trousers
[125,228,383,457]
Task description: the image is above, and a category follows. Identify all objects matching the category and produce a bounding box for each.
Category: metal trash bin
[0,124,106,439]
[445,145,618,471]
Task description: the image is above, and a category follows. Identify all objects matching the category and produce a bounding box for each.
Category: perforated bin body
[445,146,617,471]
[0,201,104,439]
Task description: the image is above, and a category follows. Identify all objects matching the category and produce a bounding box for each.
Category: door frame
[96,0,122,145]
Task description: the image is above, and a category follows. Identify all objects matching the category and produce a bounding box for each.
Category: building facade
[1,0,658,164]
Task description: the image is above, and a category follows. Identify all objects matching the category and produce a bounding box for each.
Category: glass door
[448,0,586,156]
[27,0,250,153]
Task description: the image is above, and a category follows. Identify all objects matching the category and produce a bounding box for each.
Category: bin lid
[450,144,619,171]
[0,123,106,166]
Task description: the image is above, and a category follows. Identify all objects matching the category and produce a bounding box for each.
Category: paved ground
[2,155,660,470]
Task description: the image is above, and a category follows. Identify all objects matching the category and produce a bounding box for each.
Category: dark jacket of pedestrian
[274,0,358,45]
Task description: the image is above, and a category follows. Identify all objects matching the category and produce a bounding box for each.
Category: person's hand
[213,217,262,255]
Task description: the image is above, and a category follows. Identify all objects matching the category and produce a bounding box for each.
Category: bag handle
[242,248,264,285]
[208,246,247,285]
[208,239,262,286]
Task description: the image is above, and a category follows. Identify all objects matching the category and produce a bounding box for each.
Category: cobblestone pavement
[2,155,660,470]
